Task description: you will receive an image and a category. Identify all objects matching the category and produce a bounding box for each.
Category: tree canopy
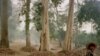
[77,0,100,36]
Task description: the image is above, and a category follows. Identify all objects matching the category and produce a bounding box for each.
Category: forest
[0,0,100,56]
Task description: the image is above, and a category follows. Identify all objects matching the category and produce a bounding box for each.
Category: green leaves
[74,32,98,47]
[34,2,43,16]
[33,1,43,31]
[77,0,100,36]
[51,0,63,7]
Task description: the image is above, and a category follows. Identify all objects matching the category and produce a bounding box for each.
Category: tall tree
[0,0,1,17]
[20,0,31,48]
[0,0,9,48]
[39,0,50,51]
[64,0,74,51]
[25,0,31,48]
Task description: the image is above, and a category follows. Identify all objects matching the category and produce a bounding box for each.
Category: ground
[0,42,100,56]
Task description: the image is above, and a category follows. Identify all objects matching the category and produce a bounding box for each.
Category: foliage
[51,0,63,7]
[33,1,43,31]
[49,14,66,40]
[74,31,98,47]
[77,0,100,36]
[20,0,26,16]
[55,28,65,41]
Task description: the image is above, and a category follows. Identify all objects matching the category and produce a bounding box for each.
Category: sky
[11,0,93,33]
[80,22,94,33]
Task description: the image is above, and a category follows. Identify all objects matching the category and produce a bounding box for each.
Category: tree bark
[25,0,31,47]
[39,0,50,51]
[0,0,9,48]
[64,0,74,51]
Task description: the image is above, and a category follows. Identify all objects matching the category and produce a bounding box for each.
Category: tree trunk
[25,0,31,47]
[64,0,74,51]
[0,0,9,48]
[39,0,50,51]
